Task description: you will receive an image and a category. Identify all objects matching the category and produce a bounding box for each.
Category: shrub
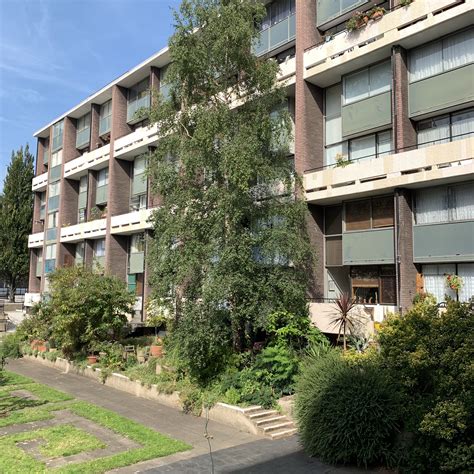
[0,333,22,360]
[378,300,474,472]
[295,349,402,467]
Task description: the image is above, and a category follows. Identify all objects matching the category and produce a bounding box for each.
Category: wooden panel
[372,196,394,228]
[326,236,342,266]
[345,199,371,231]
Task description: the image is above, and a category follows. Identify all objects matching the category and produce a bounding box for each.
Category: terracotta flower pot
[372,11,383,20]
[150,345,164,358]
[37,344,47,353]
[87,355,98,365]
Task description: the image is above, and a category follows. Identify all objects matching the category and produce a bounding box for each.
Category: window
[77,114,90,132]
[344,61,391,105]
[50,150,62,168]
[128,79,149,103]
[47,211,58,229]
[130,233,145,253]
[160,65,171,100]
[46,244,57,260]
[97,168,108,187]
[75,242,84,262]
[48,181,60,197]
[415,183,474,224]
[351,266,396,305]
[130,194,147,211]
[261,0,295,30]
[79,175,88,194]
[78,208,86,223]
[325,206,343,267]
[410,28,473,82]
[417,108,474,148]
[52,120,64,151]
[423,263,474,303]
[345,196,394,231]
[99,100,112,135]
[94,239,105,257]
[76,113,91,148]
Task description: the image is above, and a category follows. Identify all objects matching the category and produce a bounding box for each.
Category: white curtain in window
[344,69,368,104]
[415,187,448,224]
[410,40,443,82]
[370,61,391,96]
[451,183,474,221]
[350,134,376,162]
[451,109,474,141]
[443,29,474,72]
[423,264,456,302]
[417,116,450,148]
[458,263,474,302]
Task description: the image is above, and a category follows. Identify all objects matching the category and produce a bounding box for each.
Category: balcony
[110,209,154,235]
[60,218,107,243]
[304,0,472,86]
[414,221,474,263]
[253,13,296,57]
[343,228,394,265]
[63,144,110,180]
[32,172,48,192]
[305,138,474,204]
[127,94,151,124]
[114,124,159,159]
[28,232,44,248]
[309,301,396,334]
[277,56,296,85]
[76,127,91,149]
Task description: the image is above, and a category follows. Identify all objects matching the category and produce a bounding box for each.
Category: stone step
[241,405,263,414]
[255,415,287,426]
[247,409,278,419]
[269,428,298,440]
[261,421,295,433]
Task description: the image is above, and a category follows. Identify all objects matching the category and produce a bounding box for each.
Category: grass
[0,370,191,473]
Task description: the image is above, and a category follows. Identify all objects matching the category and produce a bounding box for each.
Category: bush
[378,300,474,472]
[0,333,22,360]
[295,349,402,467]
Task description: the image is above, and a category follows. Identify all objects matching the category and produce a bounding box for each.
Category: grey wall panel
[343,228,394,265]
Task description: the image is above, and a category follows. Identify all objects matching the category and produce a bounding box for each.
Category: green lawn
[0,370,191,473]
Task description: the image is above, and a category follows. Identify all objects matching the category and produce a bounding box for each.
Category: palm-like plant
[330,293,357,351]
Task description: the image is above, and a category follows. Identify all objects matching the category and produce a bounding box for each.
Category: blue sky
[0,0,180,191]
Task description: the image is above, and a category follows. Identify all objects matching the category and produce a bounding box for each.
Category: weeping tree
[147,0,312,357]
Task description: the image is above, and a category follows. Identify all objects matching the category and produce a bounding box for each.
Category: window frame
[344,195,394,232]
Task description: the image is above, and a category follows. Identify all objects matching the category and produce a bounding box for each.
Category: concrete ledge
[22,354,260,436]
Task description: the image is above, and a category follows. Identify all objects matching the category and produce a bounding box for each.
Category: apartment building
[27,0,473,333]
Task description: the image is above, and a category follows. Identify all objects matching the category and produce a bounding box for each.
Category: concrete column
[392,46,416,152]
[395,188,418,312]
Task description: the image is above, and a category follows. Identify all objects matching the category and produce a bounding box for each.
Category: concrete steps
[242,406,297,440]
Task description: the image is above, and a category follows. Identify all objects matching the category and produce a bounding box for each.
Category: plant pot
[372,11,383,20]
[87,355,98,365]
[150,345,163,358]
[37,345,47,353]
[363,15,369,23]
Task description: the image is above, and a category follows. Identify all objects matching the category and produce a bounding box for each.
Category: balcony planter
[369,7,385,21]
[87,355,98,365]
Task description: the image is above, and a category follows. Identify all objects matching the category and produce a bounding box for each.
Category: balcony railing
[76,127,91,149]
[50,165,61,181]
[127,94,151,123]
[253,13,296,57]
[32,172,48,192]
[28,232,44,248]
[52,134,63,152]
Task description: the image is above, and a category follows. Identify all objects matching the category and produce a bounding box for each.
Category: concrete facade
[28,0,474,330]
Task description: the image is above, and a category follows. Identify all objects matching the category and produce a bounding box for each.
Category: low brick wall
[22,354,258,436]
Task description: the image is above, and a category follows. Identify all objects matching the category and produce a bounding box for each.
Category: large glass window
[409,28,473,82]
[350,266,396,305]
[97,168,108,187]
[325,205,343,267]
[99,100,112,136]
[94,239,106,257]
[344,61,391,105]
[50,150,62,168]
[48,181,60,197]
[261,0,295,30]
[345,196,394,231]
[52,120,64,151]
[46,244,57,260]
[130,233,145,253]
[415,183,474,224]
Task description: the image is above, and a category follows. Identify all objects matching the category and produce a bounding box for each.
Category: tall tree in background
[0,145,34,301]
[147,0,312,354]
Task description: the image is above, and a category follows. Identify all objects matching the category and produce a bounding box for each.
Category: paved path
[8,359,363,473]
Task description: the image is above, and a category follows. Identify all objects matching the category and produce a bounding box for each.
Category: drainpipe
[394,189,401,314]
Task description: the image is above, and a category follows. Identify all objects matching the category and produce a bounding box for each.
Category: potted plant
[400,0,412,6]
[370,6,385,20]
[145,298,171,357]
[335,153,351,168]
[446,274,463,292]
[87,341,101,365]
[150,338,164,358]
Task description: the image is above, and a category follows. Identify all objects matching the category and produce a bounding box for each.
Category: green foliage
[167,303,232,384]
[295,350,402,467]
[0,333,22,360]
[378,300,474,472]
[265,310,327,351]
[147,0,312,361]
[16,301,54,343]
[0,145,34,301]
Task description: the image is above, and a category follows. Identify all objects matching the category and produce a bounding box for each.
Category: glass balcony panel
[43,150,49,165]
[44,259,56,274]
[253,28,270,56]
[48,195,60,212]
[50,165,62,181]
[78,191,87,209]
[76,127,90,149]
[253,14,295,57]
[52,134,63,152]
[132,173,147,196]
[99,116,111,136]
[36,260,43,277]
[95,185,108,205]
[129,252,145,274]
[45,228,57,242]
[94,256,105,270]
[40,205,46,220]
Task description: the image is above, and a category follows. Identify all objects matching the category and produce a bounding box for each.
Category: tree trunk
[8,278,16,303]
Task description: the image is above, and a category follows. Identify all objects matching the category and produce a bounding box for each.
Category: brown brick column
[84,240,95,269]
[395,188,417,312]
[106,234,128,279]
[392,46,416,152]
[87,171,97,219]
[142,230,153,323]
[36,138,48,175]
[90,103,101,151]
[60,243,76,267]
[32,193,44,234]
[308,204,325,300]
